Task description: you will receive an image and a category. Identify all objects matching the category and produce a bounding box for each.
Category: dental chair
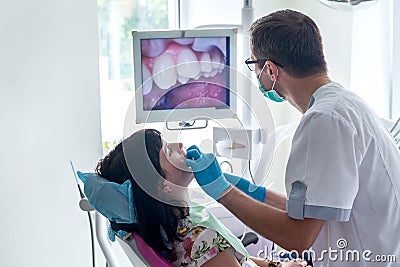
[117,230,259,267]
[96,211,259,267]
[95,212,150,267]
[116,232,172,267]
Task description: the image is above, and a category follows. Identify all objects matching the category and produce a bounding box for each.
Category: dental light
[317,0,378,10]
[132,28,238,124]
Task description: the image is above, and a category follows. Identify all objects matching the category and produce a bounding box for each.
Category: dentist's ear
[267,63,279,81]
[268,67,273,75]
[266,62,275,79]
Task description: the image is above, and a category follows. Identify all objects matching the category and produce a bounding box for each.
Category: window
[392,0,400,119]
[97,0,173,152]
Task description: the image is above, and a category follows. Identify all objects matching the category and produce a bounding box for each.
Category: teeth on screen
[200,52,213,73]
[203,72,210,78]
[142,64,153,95]
[149,47,226,90]
[153,52,177,90]
[218,61,225,72]
[176,48,201,79]
[178,75,190,84]
[209,69,218,78]
[210,49,223,70]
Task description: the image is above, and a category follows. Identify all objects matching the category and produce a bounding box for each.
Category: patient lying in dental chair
[79,129,309,267]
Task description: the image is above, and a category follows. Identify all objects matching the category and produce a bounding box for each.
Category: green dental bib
[189,202,250,258]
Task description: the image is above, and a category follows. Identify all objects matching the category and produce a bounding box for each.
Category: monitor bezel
[132,28,238,124]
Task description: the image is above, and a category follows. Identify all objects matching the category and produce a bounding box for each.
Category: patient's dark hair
[95,129,188,255]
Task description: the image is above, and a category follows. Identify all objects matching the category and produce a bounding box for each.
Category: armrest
[238,232,259,247]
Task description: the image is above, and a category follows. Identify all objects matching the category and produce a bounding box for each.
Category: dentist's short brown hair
[250,9,328,78]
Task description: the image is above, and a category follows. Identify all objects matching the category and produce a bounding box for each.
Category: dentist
[186,9,400,267]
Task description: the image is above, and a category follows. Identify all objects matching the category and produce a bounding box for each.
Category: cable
[248,160,256,184]
[87,211,96,267]
[220,160,233,173]
[69,161,96,267]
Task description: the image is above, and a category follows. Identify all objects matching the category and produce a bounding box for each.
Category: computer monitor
[132,28,238,124]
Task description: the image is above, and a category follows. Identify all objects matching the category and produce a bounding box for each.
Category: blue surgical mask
[257,62,285,102]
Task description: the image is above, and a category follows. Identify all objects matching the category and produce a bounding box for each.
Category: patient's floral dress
[166,218,253,267]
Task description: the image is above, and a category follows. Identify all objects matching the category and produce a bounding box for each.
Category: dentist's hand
[185,145,231,200]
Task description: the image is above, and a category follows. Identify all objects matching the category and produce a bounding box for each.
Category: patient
[94,129,309,267]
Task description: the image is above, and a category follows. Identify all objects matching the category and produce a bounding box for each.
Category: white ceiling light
[317,0,378,10]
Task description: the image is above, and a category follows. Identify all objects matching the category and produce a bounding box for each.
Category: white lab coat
[285,82,400,266]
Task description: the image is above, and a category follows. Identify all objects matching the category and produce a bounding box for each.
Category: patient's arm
[201,248,241,267]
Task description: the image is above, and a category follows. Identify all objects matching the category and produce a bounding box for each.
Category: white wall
[350,0,392,118]
[0,0,103,266]
[275,0,392,120]
[393,0,400,119]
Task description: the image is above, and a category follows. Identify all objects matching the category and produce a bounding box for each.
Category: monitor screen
[132,28,237,123]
